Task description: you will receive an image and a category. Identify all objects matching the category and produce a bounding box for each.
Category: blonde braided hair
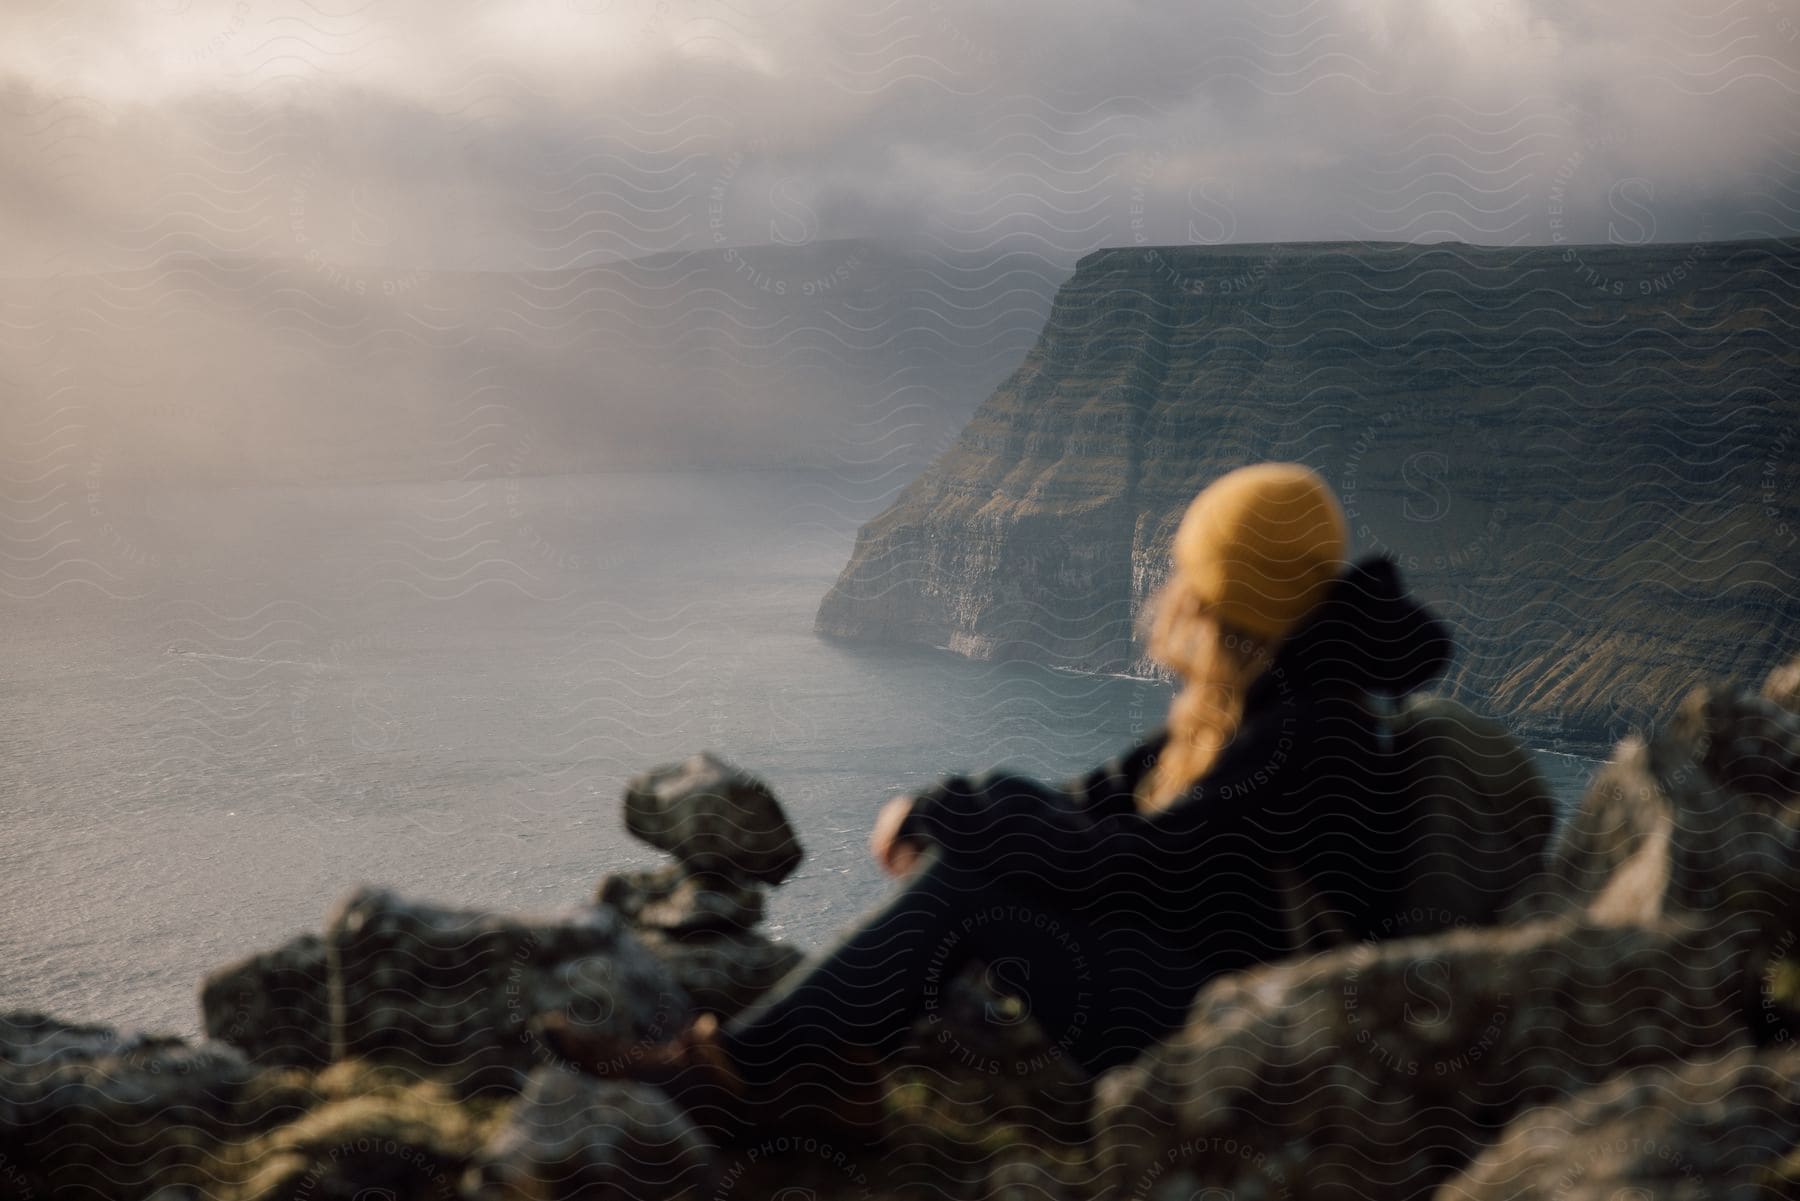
[1134,577,1277,813]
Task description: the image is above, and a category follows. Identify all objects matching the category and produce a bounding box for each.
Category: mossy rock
[212,1061,510,1201]
[1762,954,1800,1047]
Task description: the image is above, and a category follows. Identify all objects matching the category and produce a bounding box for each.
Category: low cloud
[0,0,1793,274]
[0,0,1792,479]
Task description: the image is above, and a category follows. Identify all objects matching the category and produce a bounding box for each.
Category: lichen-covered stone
[622,753,804,884]
[1543,683,1800,930]
[1438,1045,1800,1200]
[0,1012,307,1198]
[1766,653,1800,713]
[325,888,689,1093]
[1092,917,1759,1201]
[463,1068,718,1200]
[201,933,332,1069]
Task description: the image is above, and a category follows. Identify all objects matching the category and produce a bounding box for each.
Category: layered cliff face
[816,238,1800,748]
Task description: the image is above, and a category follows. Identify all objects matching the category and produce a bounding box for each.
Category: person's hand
[870,794,925,877]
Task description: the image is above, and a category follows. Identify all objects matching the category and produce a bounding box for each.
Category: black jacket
[896,554,1454,974]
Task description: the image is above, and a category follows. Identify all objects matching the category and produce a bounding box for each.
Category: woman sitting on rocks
[547,461,1455,1140]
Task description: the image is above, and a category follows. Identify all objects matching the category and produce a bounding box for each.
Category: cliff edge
[815,238,1800,749]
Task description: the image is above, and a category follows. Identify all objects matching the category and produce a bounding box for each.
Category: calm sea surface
[0,470,1598,1036]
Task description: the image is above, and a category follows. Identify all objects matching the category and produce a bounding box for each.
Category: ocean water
[0,470,1598,1037]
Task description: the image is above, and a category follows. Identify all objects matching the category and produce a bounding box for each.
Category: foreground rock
[202,756,811,1076]
[602,754,811,1020]
[14,658,1800,1199]
[327,888,689,1093]
[1541,681,1800,930]
[1092,655,1800,1200]
[464,1068,718,1201]
[597,865,766,934]
[227,1062,499,1201]
[1438,1045,1800,1199]
[0,1012,307,1198]
[622,752,804,884]
[1092,916,1757,1201]
[201,933,332,1069]
[634,927,806,1019]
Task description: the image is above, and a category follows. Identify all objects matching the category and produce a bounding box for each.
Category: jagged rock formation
[1089,653,1800,1200]
[1438,1046,1800,1199]
[1535,681,1800,928]
[816,238,1800,749]
[200,934,331,1070]
[8,660,1800,1199]
[602,754,809,1017]
[0,1012,309,1198]
[325,888,688,1095]
[1092,917,1758,1200]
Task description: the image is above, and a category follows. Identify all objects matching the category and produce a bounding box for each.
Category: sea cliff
[814,238,1800,750]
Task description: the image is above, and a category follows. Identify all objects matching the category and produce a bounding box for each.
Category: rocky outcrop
[201,934,332,1070]
[594,866,805,1016]
[1088,652,1800,1201]
[1437,1045,1800,1200]
[1533,677,1800,933]
[597,866,766,934]
[601,756,809,1019]
[326,888,689,1094]
[464,1069,717,1201]
[10,661,1800,1199]
[0,1012,309,1198]
[622,753,805,885]
[188,754,806,1094]
[817,238,1800,749]
[1091,917,1758,1201]
[634,929,805,1020]
[0,753,818,1198]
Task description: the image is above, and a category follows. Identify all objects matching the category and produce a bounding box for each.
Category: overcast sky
[4,0,1797,275]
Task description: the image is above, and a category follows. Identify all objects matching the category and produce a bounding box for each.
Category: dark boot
[533,1011,752,1143]
[534,1011,892,1147]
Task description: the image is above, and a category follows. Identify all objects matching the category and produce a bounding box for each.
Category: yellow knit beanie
[1169,462,1349,643]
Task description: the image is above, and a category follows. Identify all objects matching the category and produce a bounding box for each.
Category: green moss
[1769,959,1800,1010]
[203,1059,510,1201]
[1757,1144,1800,1199]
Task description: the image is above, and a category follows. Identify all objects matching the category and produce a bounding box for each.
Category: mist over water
[0,469,1598,1036]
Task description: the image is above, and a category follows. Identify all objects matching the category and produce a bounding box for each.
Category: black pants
[717,844,1205,1088]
